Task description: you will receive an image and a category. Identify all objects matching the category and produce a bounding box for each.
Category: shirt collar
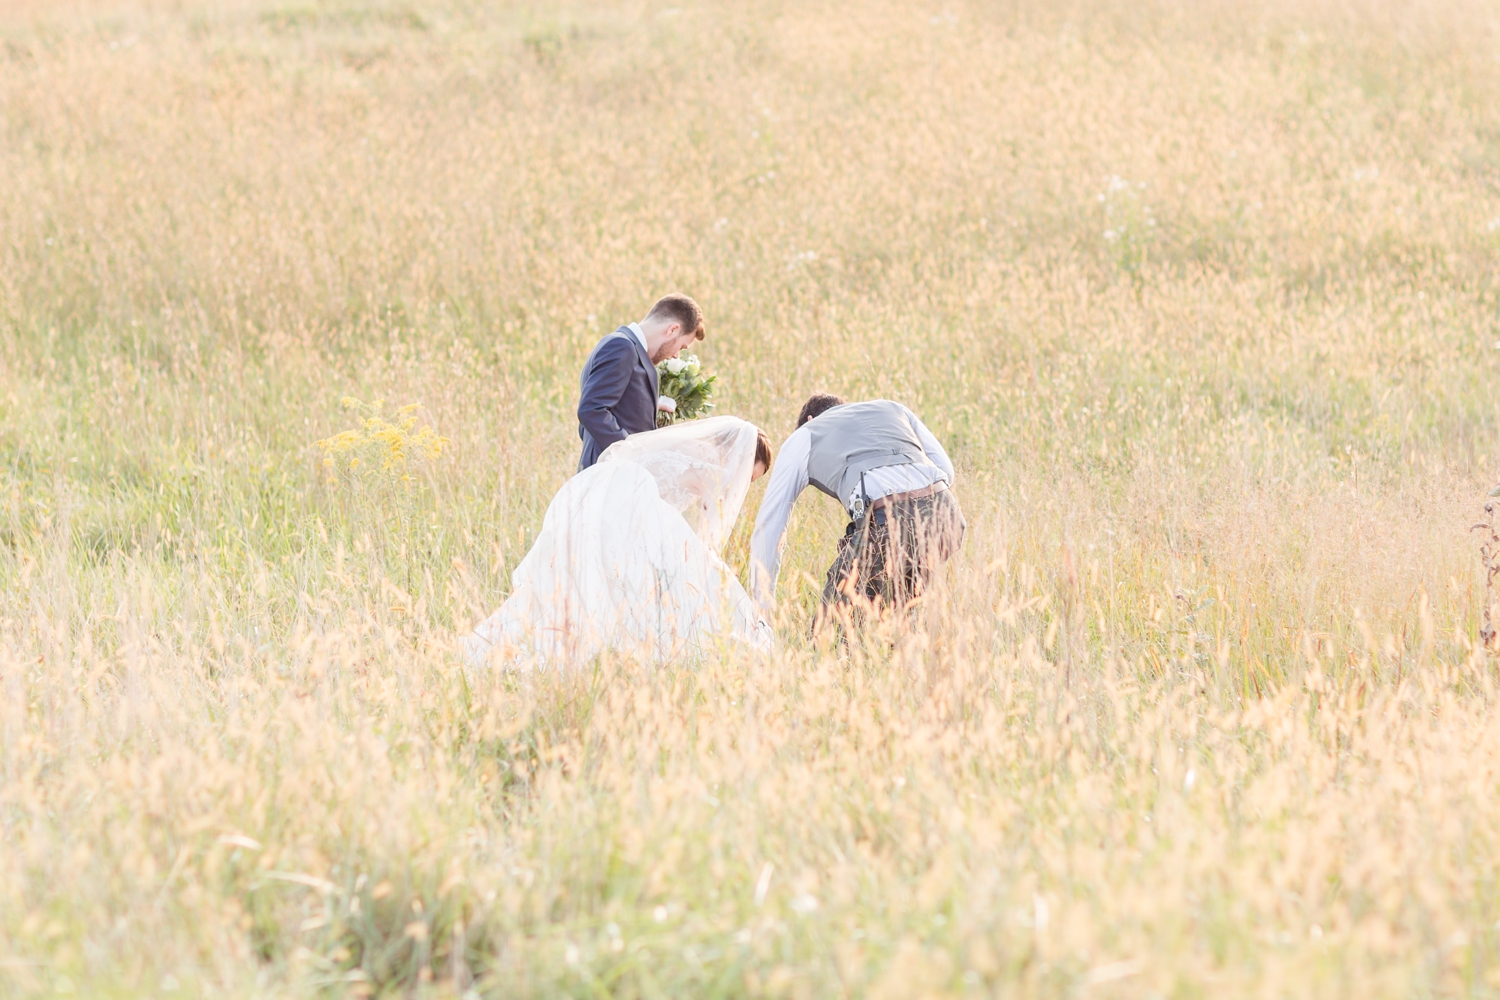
[625,322,650,356]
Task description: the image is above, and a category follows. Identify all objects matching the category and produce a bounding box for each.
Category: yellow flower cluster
[315,397,448,486]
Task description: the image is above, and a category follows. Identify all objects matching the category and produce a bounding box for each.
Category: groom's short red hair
[647,293,705,341]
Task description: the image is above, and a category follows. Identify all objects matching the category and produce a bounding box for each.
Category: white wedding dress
[462,417,774,667]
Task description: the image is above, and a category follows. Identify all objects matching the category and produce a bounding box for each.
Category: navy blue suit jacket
[577,327,659,470]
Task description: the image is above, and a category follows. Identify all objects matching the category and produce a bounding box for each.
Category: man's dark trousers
[577,327,658,470]
[819,489,965,617]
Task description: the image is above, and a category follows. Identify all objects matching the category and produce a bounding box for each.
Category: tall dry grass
[3,0,1500,995]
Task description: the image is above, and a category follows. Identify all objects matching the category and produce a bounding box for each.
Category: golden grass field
[5,0,1500,995]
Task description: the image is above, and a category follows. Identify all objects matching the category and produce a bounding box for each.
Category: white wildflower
[790,893,819,914]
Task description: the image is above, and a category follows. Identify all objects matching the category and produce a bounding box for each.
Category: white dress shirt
[748,404,954,608]
[625,322,675,416]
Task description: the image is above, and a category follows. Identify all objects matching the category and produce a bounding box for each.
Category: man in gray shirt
[749,393,965,627]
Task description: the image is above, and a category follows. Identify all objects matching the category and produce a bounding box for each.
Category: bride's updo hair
[754,429,774,472]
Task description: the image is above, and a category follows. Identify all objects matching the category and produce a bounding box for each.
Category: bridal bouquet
[656,353,717,427]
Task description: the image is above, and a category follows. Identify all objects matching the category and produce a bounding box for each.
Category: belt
[859,481,948,520]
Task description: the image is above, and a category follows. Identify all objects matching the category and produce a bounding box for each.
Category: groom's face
[652,324,696,364]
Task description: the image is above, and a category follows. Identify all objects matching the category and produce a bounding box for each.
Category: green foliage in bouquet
[656,353,717,427]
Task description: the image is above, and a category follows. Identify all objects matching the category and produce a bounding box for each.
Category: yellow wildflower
[314,397,449,490]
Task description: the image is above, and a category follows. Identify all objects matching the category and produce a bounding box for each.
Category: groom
[576,294,705,470]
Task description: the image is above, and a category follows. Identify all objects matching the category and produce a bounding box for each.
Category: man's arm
[577,337,637,452]
[748,427,812,610]
[903,405,955,483]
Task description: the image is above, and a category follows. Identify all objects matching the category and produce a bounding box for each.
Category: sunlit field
[5,0,1500,995]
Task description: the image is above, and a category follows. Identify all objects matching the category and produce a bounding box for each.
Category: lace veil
[597,416,758,552]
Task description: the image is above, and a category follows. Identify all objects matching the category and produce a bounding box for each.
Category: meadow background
[4,0,1500,995]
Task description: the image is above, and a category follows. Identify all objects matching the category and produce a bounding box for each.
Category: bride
[462,416,775,667]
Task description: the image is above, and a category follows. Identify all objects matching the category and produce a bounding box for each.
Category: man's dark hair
[645,293,705,341]
[797,392,846,428]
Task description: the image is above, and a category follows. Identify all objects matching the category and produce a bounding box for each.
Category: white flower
[664,358,687,375]
[657,396,677,412]
[790,893,819,914]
